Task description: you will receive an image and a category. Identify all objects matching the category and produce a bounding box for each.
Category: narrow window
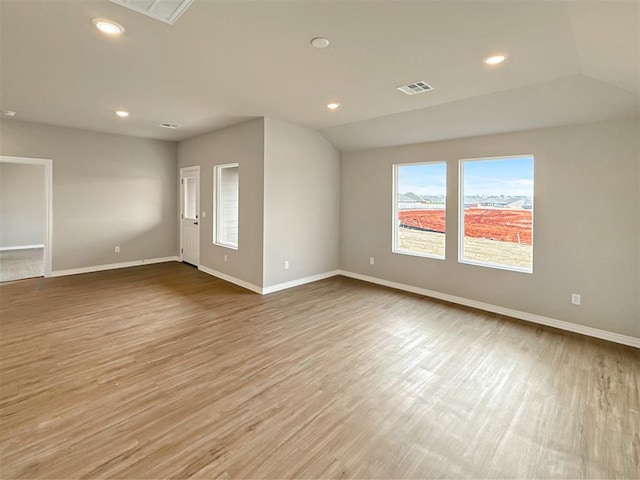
[459,155,534,272]
[183,176,197,220]
[214,163,239,249]
[393,162,447,259]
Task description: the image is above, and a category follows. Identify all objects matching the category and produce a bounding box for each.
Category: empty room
[0,0,638,478]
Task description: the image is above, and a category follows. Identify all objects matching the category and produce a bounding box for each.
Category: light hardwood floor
[0,262,638,479]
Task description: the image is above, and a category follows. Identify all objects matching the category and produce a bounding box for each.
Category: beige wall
[263,117,340,287]
[0,162,46,248]
[340,119,639,337]
[178,118,265,287]
[0,120,178,270]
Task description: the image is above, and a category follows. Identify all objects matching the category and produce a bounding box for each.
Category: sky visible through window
[463,156,533,197]
[397,163,446,196]
[397,157,533,197]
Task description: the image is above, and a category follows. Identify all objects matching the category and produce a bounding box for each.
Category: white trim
[197,265,263,294]
[0,156,53,278]
[0,244,45,251]
[51,257,179,277]
[198,266,340,295]
[338,270,640,348]
[262,270,340,295]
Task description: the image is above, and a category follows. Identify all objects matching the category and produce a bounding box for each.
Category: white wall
[263,117,340,287]
[178,118,265,287]
[0,120,178,270]
[340,119,639,338]
[0,163,45,248]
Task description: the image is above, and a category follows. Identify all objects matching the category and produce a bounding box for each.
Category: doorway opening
[0,156,53,282]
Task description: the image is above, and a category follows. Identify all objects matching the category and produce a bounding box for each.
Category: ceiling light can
[115,110,130,118]
[92,18,125,35]
[483,53,508,65]
[327,102,341,110]
[311,37,330,49]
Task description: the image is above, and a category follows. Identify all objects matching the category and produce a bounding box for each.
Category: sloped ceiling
[0,0,637,151]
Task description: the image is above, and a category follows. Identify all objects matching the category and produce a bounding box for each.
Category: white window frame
[458,154,534,274]
[213,163,239,250]
[392,161,447,260]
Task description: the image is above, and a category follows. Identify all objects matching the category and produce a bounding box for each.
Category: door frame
[179,166,200,266]
[0,155,53,278]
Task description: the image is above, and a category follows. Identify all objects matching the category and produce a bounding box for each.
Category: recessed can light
[483,53,508,65]
[92,18,125,35]
[327,102,341,110]
[311,37,330,49]
[115,110,130,118]
[1,109,16,117]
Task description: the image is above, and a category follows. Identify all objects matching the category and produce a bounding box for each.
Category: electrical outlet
[284,260,289,270]
[369,257,375,265]
[571,293,581,305]
[114,246,120,253]
[223,254,228,263]
[202,211,207,218]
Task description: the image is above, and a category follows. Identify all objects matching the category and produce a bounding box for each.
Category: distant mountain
[398,192,424,202]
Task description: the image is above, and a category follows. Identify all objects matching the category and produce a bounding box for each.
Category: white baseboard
[51,256,179,277]
[197,266,340,295]
[0,244,44,252]
[338,270,640,348]
[197,265,263,294]
[262,270,340,295]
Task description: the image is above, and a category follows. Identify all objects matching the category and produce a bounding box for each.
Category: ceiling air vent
[159,122,181,129]
[109,0,195,25]
[397,81,434,95]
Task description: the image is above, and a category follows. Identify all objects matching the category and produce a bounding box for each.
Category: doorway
[0,156,53,281]
[180,166,200,267]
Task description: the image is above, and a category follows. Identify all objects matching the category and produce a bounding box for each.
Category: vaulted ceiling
[1,0,637,151]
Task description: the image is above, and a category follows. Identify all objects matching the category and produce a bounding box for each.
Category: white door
[180,166,200,266]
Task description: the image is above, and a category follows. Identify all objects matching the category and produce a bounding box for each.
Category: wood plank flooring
[0,262,638,479]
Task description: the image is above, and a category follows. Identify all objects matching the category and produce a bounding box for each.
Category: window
[183,176,197,220]
[214,163,239,249]
[393,162,447,259]
[459,155,534,272]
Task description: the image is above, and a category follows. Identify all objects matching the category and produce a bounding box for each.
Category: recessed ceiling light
[311,37,330,49]
[327,102,341,110]
[483,53,508,65]
[92,18,125,35]
[115,110,130,118]
[1,109,16,117]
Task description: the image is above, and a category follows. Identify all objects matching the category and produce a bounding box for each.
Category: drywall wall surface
[263,117,340,287]
[340,119,640,337]
[0,120,178,270]
[0,162,45,248]
[178,118,265,287]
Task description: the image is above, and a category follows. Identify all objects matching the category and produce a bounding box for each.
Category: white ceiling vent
[397,81,434,95]
[159,122,180,129]
[109,0,195,25]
